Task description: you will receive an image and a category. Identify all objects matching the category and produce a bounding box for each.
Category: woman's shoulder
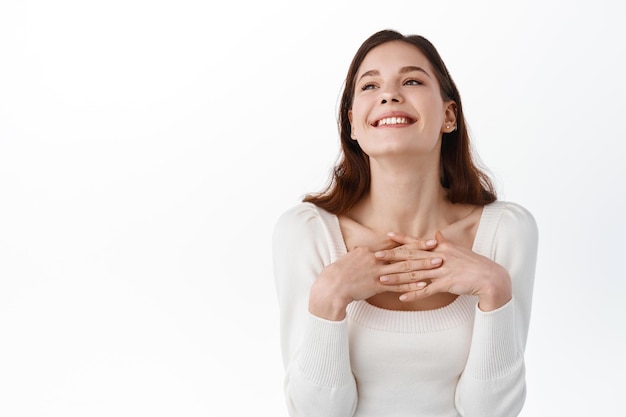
[273,202,337,243]
[274,202,328,228]
[478,200,538,254]
[483,200,537,232]
[272,202,344,264]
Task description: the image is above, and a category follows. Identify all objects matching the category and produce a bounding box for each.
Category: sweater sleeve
[455,202,539,417]
[272,204,358,417]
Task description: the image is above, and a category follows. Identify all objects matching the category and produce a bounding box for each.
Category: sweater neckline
[316,200,504,264]
[347,293,477,332]
[311,200,506,332]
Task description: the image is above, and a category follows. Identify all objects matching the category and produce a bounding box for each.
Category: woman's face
[349,41,456,160]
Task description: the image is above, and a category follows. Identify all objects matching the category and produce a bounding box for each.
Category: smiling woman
[272,29,538,417]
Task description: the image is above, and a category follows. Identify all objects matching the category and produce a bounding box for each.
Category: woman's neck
[349,162,457,239]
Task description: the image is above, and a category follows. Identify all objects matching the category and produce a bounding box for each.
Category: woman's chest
[346,297,476,383]
[347,317,473,384]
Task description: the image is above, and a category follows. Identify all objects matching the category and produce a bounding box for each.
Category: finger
[387,232,437,248]
[398,281,428,293]
[376,248,438,261]
[381,275,433,292]
[398,289,424,302]
[379,258,442,283]
[375,245,439,261]
[398,280,447,302]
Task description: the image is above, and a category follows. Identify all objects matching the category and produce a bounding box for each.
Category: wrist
[478,265,512,312]
[309,274,351,321]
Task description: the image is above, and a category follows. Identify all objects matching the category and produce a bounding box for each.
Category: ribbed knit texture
[347,295,477,333]
[465,301,522,380]
[273,200,538,417]
[298,314,353,387]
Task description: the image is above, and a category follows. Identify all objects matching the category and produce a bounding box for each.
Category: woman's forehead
[358,41,431,76]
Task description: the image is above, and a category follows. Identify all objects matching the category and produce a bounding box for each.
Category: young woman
[272,29,538,417]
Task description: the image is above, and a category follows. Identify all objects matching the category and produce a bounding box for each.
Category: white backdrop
[1,0,625,416]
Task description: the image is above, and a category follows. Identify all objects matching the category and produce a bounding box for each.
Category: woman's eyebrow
[399,66,431,78]
[358,66,431,82]
[358,69,379,81]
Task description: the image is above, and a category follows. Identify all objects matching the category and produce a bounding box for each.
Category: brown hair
[304,29,497,214]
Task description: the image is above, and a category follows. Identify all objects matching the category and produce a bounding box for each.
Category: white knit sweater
[272,200,538,417]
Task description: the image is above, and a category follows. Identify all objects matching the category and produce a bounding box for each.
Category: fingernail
[430,257,442,265]
[416,282,427,288]
[387,232,397,237]
[380,276,390,282]
[399,294,408,301]
[375,251,385,258]
[426,239,437,246]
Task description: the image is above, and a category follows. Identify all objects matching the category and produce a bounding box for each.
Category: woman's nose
[381,97,400,104]
[380,89,402,104]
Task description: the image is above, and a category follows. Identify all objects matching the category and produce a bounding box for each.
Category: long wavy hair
[304,29,497,214]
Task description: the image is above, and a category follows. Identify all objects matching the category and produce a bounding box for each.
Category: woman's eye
[361,83,377,91]
[404,79,423,86]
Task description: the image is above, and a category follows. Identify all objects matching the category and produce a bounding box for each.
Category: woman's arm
[454,203,538,416]
[373,202,538,416]
[272,204,357,417]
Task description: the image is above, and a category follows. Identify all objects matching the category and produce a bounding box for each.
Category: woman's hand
[375,231,512,311]
[309,237,439,321]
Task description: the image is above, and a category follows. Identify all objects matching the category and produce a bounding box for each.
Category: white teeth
[377,117,410,126]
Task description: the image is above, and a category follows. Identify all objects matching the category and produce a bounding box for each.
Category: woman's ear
[348,110,357,139]
[442,102,458,133]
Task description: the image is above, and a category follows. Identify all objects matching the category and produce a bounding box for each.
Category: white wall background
[1,0,624,415]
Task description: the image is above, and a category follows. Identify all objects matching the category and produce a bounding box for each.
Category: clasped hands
[311,230,512,320]
[375,231,511,309]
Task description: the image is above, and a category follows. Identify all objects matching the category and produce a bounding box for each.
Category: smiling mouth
[374,117,415,127]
